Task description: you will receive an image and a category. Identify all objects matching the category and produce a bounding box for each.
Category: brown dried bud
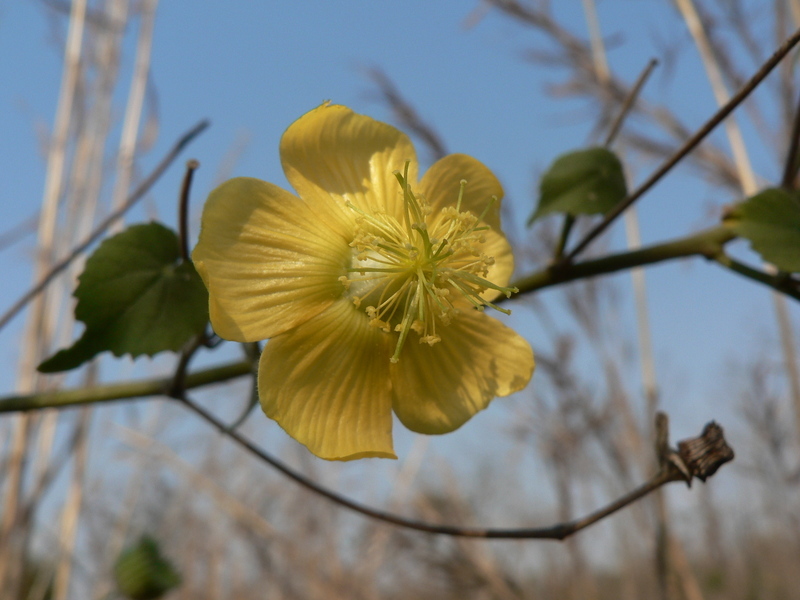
[676,421,735,483]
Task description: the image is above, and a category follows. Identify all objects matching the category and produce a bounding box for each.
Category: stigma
[341,163,516,362]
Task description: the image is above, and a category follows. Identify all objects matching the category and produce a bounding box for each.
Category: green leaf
[114,536,181,600]
[723,188,800,272]
[528,147,628,225]
[38,223,209,373]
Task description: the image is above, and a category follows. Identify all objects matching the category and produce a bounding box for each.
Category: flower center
[339,163,516,363]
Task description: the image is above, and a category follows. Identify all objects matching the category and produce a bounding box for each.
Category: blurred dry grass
[2,1,800,599]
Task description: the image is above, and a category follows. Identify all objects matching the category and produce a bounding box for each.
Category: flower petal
[193,177,350,342]
[259,299,396,461]
[390,309,534,435]
[422,154,514,301]
[420,153,504,232]
[480,229,515,301]
[281,103,418,220]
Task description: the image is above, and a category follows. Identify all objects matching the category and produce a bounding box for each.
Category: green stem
[552,214,575,260]
[713,253,800,302]
[0,360,252,413]
[512,225,736,296]
[4,226,797,416]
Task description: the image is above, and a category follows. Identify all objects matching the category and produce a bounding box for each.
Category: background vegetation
[1,1,799,599]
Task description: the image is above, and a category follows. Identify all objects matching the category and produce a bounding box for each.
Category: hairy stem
[7,226,800,416]
[0,360,251,413]
[713,253,800,301]
[513,225,736,296]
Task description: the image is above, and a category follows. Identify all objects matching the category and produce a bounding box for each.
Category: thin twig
[604,58,659,147]
[675,0,757,195]
[0,213,39,252]
[178,160,200,262]
[38,0,115,29]
[490,0,742,190]
[566,26,800,260]
[168,330,207,400]
[713,253,800,301]
[552,215,575,260]
[550,59,656,260]
[176,392,730,540]
[364,67,448,162]
[781,90,800,189]
[0,119,210,333]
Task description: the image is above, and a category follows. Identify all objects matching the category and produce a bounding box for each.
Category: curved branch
[177,394,733,540]
[1,357,734,539]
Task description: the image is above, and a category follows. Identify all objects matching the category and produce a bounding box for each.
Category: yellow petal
[420,153,504,232]
[390,309,534,435]
[480,228,515,302]
[193,177,350,342]
[280,103,419,220]
[258,299,396,461]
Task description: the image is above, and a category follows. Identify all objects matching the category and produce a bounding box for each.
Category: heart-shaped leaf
[528,147,628,225]
[723,188,800,272]
[114,536,181,600]
[38,222,209,373]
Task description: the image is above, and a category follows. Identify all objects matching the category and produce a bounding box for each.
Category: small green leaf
[38,223,209,373]
[723,188,800,272]
[114,536,181,600]
[528,147,628,225]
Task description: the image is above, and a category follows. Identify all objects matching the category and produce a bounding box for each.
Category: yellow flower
[192,104,534,461]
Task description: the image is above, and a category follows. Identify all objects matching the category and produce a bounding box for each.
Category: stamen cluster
[340,164,516,363]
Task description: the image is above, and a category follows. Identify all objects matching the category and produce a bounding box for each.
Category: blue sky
[0,0,795,470]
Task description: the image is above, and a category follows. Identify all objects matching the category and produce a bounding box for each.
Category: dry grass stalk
[109,0,158,216]
[52,409,91,600]
[114,426,281,542]
[5,2,800,598]
[675,0,800,493]
[0,1,159,597]
[485,0,742,189]
[673,0,758,193]
[0,0,89,594]
[578,2,684,597]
